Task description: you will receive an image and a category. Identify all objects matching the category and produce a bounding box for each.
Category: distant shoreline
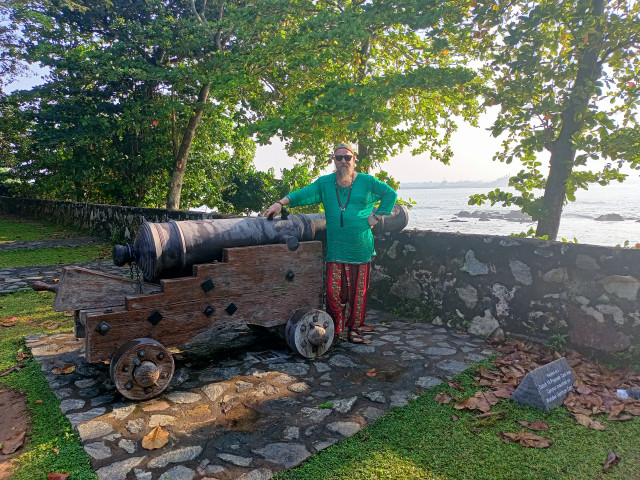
[399,176,510,189]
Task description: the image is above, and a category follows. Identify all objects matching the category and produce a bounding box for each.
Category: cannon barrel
[114,205,408,281]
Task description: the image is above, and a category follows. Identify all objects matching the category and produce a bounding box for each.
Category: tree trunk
[536,0,605,240]
[165,82,211,210]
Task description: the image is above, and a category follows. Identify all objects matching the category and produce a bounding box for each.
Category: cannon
[38,206,408,401]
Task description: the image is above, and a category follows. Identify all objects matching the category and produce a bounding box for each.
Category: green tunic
[286,173,397,264]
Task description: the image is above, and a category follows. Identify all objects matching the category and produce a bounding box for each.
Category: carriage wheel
[285,308,334,359]
[109,338,175,401]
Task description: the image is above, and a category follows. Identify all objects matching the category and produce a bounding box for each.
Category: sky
[253,111,516,183]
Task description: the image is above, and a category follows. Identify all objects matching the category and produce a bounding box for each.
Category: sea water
[400,183,640,247]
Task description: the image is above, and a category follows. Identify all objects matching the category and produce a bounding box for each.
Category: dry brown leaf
[46,473,70,480]
[365,368,377,378]
[359,325,375,332]
[451,415,459,421]
[576,385,592,395]
[623,402,640,416]
[477,411,505,419]
[607,414,633,421]
[448,381,464,391]
[573,413,606,430]
[142,425,169,450]
[498,429,552,448]
[0,317,18,327]
[362,339,372,344]
[492,387,513,399]
[0,365,23,377]
[517,420,549,431]
[46,323,60,330]
[52,278,59,283]
[63,311,74,317]
[603,450,621,472]
[51,364,75,375]
[15,351,29,362]
[454,391,492,413]
[52,448,60,455]
[186,404,211,416]
[1,431,26,454]
[435,392,453,404]
[608,403,625,418]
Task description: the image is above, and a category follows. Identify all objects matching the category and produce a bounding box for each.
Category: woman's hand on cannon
[263,198,290,220]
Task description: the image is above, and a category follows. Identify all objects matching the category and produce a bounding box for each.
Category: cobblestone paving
[5,237,496,479]
[26,310,495,480]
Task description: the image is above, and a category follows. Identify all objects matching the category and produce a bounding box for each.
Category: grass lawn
[0,244,112,268]
[0,216,88,243]
[0,290,95,480]
[276,364,640,480]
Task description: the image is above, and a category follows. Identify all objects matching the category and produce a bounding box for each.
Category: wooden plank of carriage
[123,241,323,310]
[84,242,323,363]
[48,266,157,312]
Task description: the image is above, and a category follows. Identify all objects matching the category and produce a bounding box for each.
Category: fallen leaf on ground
[576,385,592,395]
[1,431,26,454]
[0,317,18,327]
[573,413,606,430]
[365,368,377,377]
[51,364,75,375]
[63,311,74,317]
[142,425,169,450]
[52,448,60,455]
[497,429,553,448]
[46,323,60,330]
[35,399,43,404]
[622,402,640,416]
[517,420,549,431]
[46,473,69,480]
[454,391,493,413]
[186,404,211,416]
[603,450,621,471]
[0,365,24,377]
[451,415,459,421]
[448,381,464,391]
[359,325,375,332]
[362,339,372,344]
[477,411,505,419]
[15,351,29,361]
[435,392,453,404]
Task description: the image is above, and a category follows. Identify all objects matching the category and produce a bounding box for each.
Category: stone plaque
[511,357,574,412]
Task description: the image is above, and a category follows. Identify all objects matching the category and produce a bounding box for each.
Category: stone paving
[26,311,494,480]
[4,237,496,479]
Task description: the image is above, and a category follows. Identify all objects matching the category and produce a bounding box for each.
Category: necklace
[335,173,355,227]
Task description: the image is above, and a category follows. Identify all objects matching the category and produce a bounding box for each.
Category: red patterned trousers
[326,262,371,335]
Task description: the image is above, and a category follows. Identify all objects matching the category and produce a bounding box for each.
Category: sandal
[348,330,364,344]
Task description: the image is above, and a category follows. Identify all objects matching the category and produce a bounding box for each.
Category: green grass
[276,364,640,480]
[0,244,112,268]
[0,290,96,480]
[0,216,87,242]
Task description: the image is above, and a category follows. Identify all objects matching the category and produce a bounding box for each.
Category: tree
[252,0,481,176]
[469,0,640,240]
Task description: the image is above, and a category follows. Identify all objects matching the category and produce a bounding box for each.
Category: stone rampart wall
[0,197,229,241]
[370,231,640,361]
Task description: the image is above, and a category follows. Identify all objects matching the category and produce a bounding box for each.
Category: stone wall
[370,231,640,362]
[0,197,229,241]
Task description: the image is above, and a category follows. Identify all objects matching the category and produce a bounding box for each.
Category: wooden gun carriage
[38,207,408,401]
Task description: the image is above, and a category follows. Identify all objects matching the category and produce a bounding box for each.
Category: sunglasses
[334,155,353,162]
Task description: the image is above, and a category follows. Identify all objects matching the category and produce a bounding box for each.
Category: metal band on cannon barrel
[113,205,408,282]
